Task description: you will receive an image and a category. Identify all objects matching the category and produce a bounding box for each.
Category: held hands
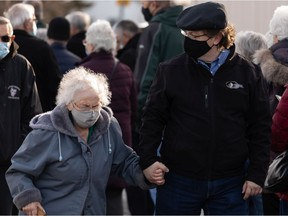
[22,201,46,216]
[143,161,169,185]
[242,180,262,200]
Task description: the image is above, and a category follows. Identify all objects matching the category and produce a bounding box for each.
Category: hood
[152,6,183,27]
[254,48,288,86]
[30,104,114,137]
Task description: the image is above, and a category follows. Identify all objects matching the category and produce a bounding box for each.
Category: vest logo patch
[8,85,20,100]
[226,81,244,89]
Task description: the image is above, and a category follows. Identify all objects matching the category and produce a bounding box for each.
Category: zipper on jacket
[204,85,208,109]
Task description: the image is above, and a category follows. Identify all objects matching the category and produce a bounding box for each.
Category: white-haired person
[254,5,288,215]
[235,30,268,62]
[78,19,139,215]
[4,3,61,112]
[5,67,166,215]
[235,30,268,216]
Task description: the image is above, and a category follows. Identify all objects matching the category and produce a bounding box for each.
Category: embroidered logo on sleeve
[226,81,244,89]
[8,85,20,99]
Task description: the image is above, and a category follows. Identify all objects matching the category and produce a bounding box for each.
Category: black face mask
[141,7,153,22]
[184,36,213,59]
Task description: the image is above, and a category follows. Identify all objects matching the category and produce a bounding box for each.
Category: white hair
[85,19,116,53]
[269,5,288,41]
[65,11,91,31]
[4,3,35,28]
[56,67,111,106]
[235,30,268,61]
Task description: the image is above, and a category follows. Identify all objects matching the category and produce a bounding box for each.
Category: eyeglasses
[181,30,211,41]
[73,102,101,112]
[0,35,11,43]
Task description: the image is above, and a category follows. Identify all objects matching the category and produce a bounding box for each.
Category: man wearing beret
[138,1,271,215]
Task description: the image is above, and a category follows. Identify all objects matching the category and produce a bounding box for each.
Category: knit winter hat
[47,17,70,41]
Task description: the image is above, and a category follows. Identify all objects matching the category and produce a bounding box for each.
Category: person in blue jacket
[5,67,167,215]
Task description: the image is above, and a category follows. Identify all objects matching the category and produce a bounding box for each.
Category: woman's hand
[22,202,46,216]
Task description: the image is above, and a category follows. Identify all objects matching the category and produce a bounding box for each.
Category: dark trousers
[106,187,123,215]
[0,163,18,215]
[126,186,154,215]
[156,172,248,215]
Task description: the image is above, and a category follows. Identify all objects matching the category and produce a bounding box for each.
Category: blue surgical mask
[71,109,100,128]
[0,42,10,60]
[29,21,37,36]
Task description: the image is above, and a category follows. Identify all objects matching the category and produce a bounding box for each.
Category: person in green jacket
[134,1,184,135]
[132,1,184,214]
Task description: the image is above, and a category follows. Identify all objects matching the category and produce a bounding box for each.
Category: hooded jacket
[5,105,150,215]
[78,51,137,189]
[0,41,41,163]
[139,46,271,187]
[134,6,184,130]
[254,39,288,114]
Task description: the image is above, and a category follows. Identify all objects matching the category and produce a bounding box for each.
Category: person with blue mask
[0,16,42,215]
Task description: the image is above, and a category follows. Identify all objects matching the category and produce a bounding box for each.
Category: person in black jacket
[114,20,141,72]
[5,3,61,112]
[65,11,91,59]
[139,2,271,215]
[0,16,42,215]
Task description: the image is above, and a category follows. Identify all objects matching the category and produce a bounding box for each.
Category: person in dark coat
[47,17,81,77]
[139,2,271,215]
[5,3,61,112]
[114,20,141,72]
[65,11,91,59]
[78,19,137,215]
[0,16,42,215]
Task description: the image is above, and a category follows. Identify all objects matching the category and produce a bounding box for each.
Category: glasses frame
[73,102,100,112]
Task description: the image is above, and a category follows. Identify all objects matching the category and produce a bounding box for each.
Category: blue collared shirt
[198,49,230,75]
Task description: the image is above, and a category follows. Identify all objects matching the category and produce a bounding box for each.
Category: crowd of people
[1,0,288,215]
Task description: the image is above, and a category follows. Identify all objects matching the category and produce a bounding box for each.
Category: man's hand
[242,180,262,200]
[143,161,169,185]
[22,201,46,216]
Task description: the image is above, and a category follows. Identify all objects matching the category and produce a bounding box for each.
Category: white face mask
[0,42,10,60]
[71,109,100,128]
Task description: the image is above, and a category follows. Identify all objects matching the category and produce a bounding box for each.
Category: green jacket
[134,6,184,130]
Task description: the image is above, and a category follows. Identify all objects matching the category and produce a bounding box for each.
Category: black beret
[176,1,227,31]
[47,17,70,41]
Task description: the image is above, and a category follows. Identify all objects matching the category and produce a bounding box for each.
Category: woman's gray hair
[85,19,116,53]
[235,30,268,61]
[269,5,288,41]
[4,3,35,28]
[56,66,111,106]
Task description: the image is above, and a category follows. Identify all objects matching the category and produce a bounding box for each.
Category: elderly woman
[78,19,137,214]
[5,67,164,215]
